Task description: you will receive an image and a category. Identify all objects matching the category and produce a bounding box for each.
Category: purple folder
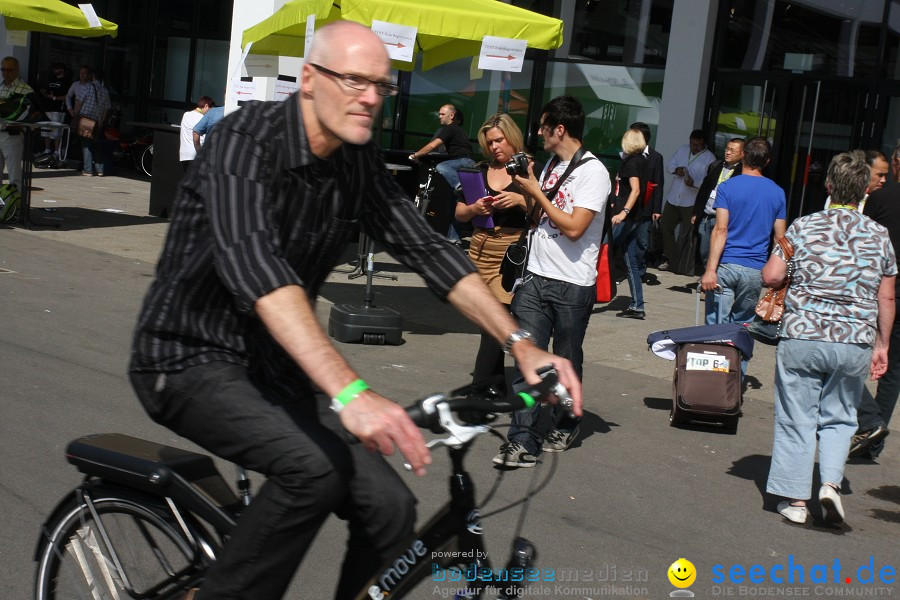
[458,168,494,229]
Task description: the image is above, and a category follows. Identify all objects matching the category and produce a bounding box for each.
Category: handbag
[73,115,99,140]
[499,229,529,292]
[595,235,616,302]
[499,147,597,293]
[72,82,101,140]
[754,236,795,322]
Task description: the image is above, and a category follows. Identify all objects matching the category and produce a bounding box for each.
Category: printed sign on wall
[371,20,416,63]
[478,36,527,73]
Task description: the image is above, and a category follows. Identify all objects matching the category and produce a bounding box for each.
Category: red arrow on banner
[485,54,516,60]
[384,42,406,49]
[235,91,253,95]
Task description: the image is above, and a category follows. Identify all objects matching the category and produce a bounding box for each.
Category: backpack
[0,183,21,222]
[0,94,29,121]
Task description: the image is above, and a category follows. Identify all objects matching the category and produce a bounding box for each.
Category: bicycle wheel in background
[35,493,202,600]
[141,144,153,178]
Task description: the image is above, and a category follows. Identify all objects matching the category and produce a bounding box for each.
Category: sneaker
[849,426,889,457]
[777,501,808,524]
[819,485,845,524]
[542,426,580,453]
[657,261,670,271]
[492,442,537,468]
[81,171,93,176]
[616,308,646,320]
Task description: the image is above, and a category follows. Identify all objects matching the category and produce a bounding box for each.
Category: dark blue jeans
[129,361,415,600]
[856,317,900,456]
[612,220,644,311]
[507,273,595,455]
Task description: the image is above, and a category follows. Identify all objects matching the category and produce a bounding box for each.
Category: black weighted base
[328,303,403,345]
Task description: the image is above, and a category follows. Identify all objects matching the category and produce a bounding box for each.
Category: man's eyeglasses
[0,68,16,72]
[309,63,399,97]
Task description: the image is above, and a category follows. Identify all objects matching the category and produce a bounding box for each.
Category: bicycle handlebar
[405,367,572,432]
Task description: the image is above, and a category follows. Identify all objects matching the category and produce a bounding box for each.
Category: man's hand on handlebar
[512,345,583,417]
[339,391,432,477]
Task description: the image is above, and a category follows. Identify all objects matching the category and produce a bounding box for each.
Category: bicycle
[34,369,572,600]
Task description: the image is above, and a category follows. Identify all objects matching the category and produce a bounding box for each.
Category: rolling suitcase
[647,285,750,433]
[671,342,742,431]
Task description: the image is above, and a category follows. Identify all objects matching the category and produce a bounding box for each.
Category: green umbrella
[1,0,117,38]
[242,0,563,71]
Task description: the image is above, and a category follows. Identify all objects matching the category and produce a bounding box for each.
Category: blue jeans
[612,220,644,311]
[697,215,715,266]
[766,339,871,500]
[435,157,475,190]
[80,137,102,175]
[507,273,595,455]
[634,219,651,278]
[705,263,762,326]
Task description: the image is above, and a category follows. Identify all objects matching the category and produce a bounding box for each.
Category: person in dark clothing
[455,113,533,394]
[853,179,900,459]
[409,103,475,190]
[128,21,581,600]
[629,122,664,281]
[38,62,71,159]
[693,138,745,265]
[611,127,648,319]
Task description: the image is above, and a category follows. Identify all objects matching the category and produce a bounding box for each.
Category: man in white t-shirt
[179,96,214,171]
[493,95,610,468]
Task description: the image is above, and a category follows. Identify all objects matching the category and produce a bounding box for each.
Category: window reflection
[403,58,535,153]
[559,0,671,65]
[721,0,885,77]
[539,62,663,169]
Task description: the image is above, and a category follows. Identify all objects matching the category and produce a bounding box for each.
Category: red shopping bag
[596,241,616,303]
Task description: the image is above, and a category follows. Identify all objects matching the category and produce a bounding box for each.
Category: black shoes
[616,308,646,320]
[849,426,889,458]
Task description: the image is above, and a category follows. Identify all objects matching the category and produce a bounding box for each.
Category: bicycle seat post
[236,466,252,506]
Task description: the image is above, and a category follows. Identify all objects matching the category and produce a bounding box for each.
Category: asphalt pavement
[2,166,898,599]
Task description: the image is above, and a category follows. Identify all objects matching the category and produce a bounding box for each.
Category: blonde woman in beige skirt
[455,113,535,394]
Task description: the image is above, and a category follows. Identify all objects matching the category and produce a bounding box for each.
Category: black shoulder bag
[499,147,596,292]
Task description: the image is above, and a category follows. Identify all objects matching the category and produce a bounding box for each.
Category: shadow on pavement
[319,281,478,336]
[22,207,166,230]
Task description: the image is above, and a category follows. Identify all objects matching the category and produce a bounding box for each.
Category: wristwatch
[502,329,533,354]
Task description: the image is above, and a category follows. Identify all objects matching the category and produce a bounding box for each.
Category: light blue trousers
[766,338,871,500]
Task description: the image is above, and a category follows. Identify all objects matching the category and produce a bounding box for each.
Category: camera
[504,153,529,177]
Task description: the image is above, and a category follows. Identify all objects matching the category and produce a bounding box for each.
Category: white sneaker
[819,485,845,524]
[777,501,808,524]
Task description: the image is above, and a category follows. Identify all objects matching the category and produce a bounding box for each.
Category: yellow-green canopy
[242,0,563,71]
[1,0,117,38]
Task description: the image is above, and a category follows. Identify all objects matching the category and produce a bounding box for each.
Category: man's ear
[300,64,315,96]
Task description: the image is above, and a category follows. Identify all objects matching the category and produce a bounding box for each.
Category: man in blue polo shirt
[700,136,786,330]
[192,105,224,152]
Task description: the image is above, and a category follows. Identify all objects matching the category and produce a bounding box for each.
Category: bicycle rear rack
[67,433,240,534]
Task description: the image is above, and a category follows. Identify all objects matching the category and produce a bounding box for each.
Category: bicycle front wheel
[35,493,202,600]
[140,145,153,178]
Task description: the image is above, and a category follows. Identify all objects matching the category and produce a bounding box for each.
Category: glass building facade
[19,0,899,217]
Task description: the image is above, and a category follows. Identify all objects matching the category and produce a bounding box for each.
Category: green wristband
[518,392,537,409]
[334,379,369,407]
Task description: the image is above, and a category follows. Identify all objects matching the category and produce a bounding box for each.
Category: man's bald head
[307,21,388,66]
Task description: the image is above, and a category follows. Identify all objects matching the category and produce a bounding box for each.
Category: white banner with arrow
[371,20,416,63]
[478,36,527,73]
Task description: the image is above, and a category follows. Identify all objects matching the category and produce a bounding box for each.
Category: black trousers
[130,361,416,600]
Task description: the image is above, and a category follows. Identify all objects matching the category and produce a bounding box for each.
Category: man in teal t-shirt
[700,136,786,327]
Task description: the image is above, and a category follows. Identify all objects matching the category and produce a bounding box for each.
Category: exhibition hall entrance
[707,73,897,220]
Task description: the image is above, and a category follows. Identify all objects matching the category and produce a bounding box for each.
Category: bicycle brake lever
[403,402,489,471]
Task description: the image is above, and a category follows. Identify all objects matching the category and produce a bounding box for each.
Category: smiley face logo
[668,558,696,588]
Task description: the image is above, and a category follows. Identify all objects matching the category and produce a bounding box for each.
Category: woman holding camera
[455,113,533,393]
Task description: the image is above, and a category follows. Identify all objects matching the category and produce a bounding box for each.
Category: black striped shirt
[130,94,474,393]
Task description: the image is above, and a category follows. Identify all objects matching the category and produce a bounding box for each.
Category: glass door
[779,80,870,220]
